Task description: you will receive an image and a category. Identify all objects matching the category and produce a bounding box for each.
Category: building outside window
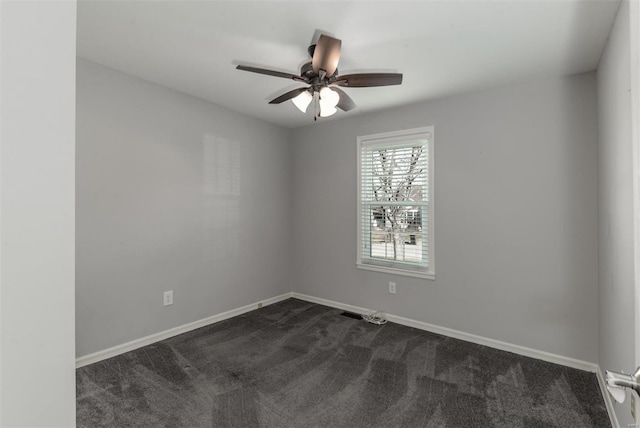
[357,126,435,279]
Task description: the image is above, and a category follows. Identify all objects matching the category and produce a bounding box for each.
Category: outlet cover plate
[389,282,396,294]
[163,290,173,306]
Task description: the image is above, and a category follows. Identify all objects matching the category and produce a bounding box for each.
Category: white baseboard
[76,290,615,426]
[292,293,620,424]
[596,366,621,428]
[76,291,598,372]
[290,292,599,373]
[75,293,292,368]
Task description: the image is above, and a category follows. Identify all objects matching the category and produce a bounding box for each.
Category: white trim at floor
[291,293,618,426]
[596,366,621,428]
[291,293,598,372]
[75,293,291,368]
[75,291,618,427]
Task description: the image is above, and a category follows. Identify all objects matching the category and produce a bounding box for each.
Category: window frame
[356,126,435,280]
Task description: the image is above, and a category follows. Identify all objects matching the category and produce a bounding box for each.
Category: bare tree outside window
[358,126,434,278]
[369,146,425,262]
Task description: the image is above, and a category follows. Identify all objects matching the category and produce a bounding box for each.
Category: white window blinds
[357,127,434,278]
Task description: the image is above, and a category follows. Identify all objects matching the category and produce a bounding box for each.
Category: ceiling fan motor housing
[300,61,315,79]
[300,61,338,85]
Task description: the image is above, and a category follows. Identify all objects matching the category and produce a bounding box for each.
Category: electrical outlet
[389,282,396,294]
[163,290,173,306]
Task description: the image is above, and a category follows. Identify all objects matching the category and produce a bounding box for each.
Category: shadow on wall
[202,135,241,263]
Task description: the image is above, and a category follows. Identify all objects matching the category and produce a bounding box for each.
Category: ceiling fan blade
[334,73,403,87]
[236,65,307,82]
[269,87,310,104]
[331,87,356,111]
[312,35,341,78]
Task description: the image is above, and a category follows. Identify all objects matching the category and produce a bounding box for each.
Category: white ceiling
[77,0,620,129]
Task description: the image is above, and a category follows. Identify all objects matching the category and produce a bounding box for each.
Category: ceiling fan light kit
[319,104,337,117]
[292,90,313,113]
[236,34,403,121]
[319,87,340,117]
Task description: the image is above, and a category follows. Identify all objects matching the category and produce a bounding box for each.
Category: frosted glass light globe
[319,87,339,107]
[291,90,313,113]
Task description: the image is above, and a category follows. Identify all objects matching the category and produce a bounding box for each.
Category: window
[357,127,434,279]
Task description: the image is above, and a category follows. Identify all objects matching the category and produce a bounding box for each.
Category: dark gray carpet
[77,298,611,427]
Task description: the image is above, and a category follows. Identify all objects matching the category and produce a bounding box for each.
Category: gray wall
[291,74,599,362]
[77,53,603,367]
[597,1,635,426]
[76,59,291,357]
[1,1,77,426]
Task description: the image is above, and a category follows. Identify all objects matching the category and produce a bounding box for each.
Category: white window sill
[357,262,436,280]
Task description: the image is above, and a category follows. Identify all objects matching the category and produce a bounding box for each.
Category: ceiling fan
[236,34,403,119]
